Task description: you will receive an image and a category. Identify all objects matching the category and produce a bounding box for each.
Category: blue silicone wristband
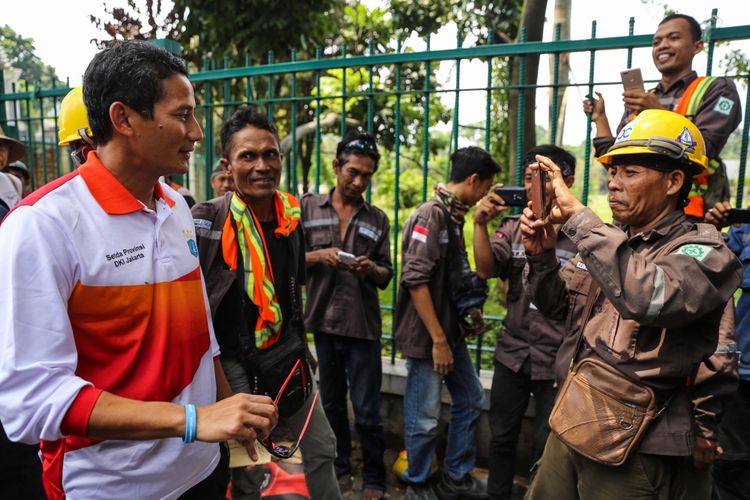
[183,404,196,444]
[190,404,197,443]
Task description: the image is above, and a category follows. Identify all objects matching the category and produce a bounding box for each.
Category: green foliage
[389,0,523,42]
[721,48,750,78]
[0,25,61,87]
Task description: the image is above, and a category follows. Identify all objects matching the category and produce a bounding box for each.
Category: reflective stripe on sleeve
[645,265,666,321]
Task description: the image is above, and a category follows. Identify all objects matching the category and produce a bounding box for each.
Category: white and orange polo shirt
[0,153,220,499]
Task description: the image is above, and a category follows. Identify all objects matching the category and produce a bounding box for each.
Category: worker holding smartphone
[472,145,578,499]
[583,13,741,221]
[301,133,392,500]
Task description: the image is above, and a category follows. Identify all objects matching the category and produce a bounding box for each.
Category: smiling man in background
[583,13,741,220]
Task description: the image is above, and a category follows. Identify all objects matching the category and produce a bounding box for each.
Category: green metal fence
[2,11,750,371]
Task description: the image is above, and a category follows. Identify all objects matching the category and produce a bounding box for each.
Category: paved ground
[338,447,528,500]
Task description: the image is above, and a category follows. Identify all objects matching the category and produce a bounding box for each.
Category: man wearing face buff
[520,109,740,498]
[473,145,577,500]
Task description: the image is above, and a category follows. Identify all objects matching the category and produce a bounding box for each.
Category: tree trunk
[548,0,571,144]
[508,0,548,184]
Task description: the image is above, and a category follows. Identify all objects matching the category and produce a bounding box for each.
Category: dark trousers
[712,379,750,500]
[314,332,386,490]
[488,359,556,500]
[0,424,45,500]
[526,433,710,500]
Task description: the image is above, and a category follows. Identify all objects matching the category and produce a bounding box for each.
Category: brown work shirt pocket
[308,227,333,250]
[565,263,590,334]
[593,302,639,361]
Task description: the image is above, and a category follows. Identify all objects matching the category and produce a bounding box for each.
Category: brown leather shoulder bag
[548,281,666,466]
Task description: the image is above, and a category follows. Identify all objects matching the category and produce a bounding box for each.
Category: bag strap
[434,201,459,251]
[568,277,600,370]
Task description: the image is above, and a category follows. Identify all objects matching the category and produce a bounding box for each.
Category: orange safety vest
[673,76,718,218]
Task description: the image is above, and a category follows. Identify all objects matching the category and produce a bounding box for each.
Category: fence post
[514,27,526,186]
[391,38,403,365]
[582,21,597,206]
[706,8,718,77]
[550,23,561,145]
[202,57,214,201]
[291,48,298,194]
[485,31,494,152]
[452,31,463,156]
[421,34,432,203]
[737,79,750,207]
[315,45,322,193]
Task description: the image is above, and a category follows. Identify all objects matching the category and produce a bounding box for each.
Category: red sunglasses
[258,358,318,459]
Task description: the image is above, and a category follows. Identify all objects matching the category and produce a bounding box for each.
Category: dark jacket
[191,193,306,352]
[490,216,577,380]
[527,207,741,456]
[395,199,461,359]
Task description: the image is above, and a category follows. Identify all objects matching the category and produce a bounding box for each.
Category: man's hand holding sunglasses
[196,393,278,461]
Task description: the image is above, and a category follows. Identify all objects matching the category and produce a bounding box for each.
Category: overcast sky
[3,0,749,147]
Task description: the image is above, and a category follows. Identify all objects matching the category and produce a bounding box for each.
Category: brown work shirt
[594,71,742,160]
[301,191,392,341]
[527,207,741,456]
[395,199,464,359]
[490,216,577,380]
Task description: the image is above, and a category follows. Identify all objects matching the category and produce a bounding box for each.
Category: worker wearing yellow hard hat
[598,108,707,173]
[598,108,708,211]
[58,86,95,167]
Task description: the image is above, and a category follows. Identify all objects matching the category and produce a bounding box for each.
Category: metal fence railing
[2,9,750,371]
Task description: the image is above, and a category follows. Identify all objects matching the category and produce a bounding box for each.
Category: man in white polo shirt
[0,41,278,499]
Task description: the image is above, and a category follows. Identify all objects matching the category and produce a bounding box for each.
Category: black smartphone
[494,186,527,207]
[728,208,750,224]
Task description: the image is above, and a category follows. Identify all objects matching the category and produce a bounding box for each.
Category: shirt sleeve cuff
[526,248,558,272]
[60,386,103,437]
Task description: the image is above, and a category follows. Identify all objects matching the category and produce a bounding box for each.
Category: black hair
[220,106,279,158]
[83,40,188,145]
[659,14,702,42]
[449,146,501,183]
[335,132,380,172]
[524,144,576,177]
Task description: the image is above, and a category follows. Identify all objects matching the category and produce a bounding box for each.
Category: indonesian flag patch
[412,225,429,243]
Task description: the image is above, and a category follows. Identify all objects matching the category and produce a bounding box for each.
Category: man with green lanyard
[192,106,340,500]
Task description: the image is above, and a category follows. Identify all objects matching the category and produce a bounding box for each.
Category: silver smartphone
[337,251,357,266]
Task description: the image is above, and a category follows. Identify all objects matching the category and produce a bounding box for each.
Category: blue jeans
[403,341,485,484]
[315,332,386,490]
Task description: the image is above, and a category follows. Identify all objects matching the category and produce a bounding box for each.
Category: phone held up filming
[530,165,546,220]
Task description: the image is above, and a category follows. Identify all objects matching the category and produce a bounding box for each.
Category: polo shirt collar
[656,70,698,94]
[628,210,687,243]
[79,152,176,214]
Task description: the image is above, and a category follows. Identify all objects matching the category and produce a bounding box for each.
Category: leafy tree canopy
[0,25,61,86]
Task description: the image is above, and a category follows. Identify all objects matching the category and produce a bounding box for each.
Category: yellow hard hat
[597,109,708,176]
[58,86,93,146]
[392,449,439,481]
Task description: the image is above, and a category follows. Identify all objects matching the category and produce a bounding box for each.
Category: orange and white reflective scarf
[221,191,301,349]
